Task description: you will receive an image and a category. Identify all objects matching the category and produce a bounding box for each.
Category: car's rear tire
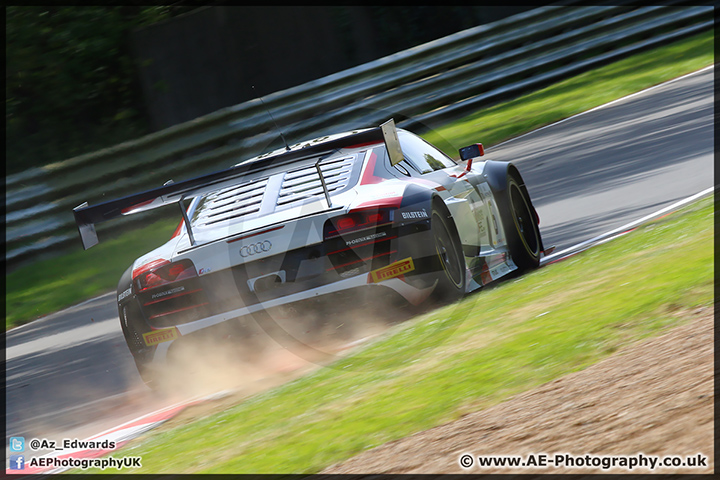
[117,299,159,389]
[502,175,541,272]
[430,203,465,301]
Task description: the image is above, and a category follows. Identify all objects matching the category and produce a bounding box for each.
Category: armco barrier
[5,3,713,269]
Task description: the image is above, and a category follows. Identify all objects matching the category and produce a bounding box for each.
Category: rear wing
[73,120,404,249]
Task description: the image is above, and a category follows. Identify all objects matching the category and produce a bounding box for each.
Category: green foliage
[5,6,194,174]
[5,218,178,330]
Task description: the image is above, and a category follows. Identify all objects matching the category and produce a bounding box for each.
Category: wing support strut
[178,197,195,246]
[315,159,332,209]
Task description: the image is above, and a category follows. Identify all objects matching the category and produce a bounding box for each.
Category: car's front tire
[501,175,541,272]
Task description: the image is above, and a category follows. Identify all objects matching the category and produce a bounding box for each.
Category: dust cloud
[147,288,420,400]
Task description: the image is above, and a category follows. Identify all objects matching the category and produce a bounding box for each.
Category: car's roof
[234,128,377,168]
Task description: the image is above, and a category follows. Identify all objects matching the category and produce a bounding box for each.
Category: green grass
[5,29,713,330]
[83,195,713,474]
[5,219,177,329]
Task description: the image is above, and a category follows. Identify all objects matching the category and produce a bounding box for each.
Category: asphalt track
[5,66,713,453]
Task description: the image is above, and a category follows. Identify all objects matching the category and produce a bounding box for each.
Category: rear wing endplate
[73,202,99,249]
[381,119,404,166]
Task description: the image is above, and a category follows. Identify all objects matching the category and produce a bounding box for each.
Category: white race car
[74,120,548,385]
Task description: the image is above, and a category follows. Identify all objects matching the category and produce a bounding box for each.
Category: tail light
[324,207,396,276]
[133,258,210,327]
[324,208,393,239]
[134,259,198,292]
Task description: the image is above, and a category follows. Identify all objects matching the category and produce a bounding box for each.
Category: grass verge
[5,29,713,330]
[81,194,713,473]
[5,219,178,329]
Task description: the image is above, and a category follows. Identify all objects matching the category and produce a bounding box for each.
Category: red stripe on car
[121,198,155,214]
[148,302,209,320]
[360,151,386,185]
[132,259,170,279]
[170,219,184,239]
[346,140,382,150]
[327,235,397,255]
[326,250,397,272]
[227,225,285,243]
[142,288,203,306]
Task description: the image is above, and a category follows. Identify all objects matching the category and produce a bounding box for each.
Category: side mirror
[459,143,484,161]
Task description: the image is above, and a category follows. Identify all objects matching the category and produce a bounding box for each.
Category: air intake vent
[193,177,268,227]
[277,156,354,207]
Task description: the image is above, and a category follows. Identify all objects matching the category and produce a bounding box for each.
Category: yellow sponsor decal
[143,327,180,346]
[369,257,415,283]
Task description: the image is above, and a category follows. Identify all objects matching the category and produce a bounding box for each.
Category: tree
[6,6,194,173]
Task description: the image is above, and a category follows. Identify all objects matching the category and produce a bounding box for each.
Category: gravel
[323,307,714,474]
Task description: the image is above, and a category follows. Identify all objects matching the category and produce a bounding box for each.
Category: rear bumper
[150,272,437,364]
[124,220,442,370]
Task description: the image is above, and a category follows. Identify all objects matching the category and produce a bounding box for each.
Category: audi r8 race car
[73,120,548,385]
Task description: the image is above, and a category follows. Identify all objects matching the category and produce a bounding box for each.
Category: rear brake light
[134,259,198,292]
[324,208,393,239]
[366,212,383,224]
[337,217,356,231]
[132,259,169,279]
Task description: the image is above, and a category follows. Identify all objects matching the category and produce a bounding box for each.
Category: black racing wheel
[503,175,541,272]
[430,202,466,301]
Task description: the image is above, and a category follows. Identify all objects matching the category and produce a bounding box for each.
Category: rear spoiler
[73,120,404,249]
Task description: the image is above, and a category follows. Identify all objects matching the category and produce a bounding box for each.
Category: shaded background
[6,6,532,174]
[131,6,533,130]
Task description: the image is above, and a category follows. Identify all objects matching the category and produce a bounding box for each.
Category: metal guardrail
[5,4,713,269]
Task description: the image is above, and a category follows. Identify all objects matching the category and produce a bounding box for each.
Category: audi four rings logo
[240,240,272,257]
